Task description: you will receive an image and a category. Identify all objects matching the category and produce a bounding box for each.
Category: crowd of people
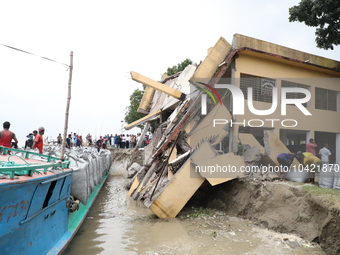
[51,132,154,152]
[0,120,154,154]
[0,122,155,155]
[92,133,153,151]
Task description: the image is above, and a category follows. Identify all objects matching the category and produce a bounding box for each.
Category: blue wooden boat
[0,146,111,255]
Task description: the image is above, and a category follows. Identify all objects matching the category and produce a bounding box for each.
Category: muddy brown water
[64,174,325,255]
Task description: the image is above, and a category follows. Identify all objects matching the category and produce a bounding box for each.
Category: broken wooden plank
[130,71,186,101]
[124,110,162,130]
[138,85,155,114]
[127,178,139,197]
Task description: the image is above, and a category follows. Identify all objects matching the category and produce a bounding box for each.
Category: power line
[0,43,69,67]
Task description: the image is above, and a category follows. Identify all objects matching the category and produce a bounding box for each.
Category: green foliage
[301,184,340,202]
[289,0,340,50]
[296,213,310,222]
[237,142,244,156]
[124,88,146,130]
[180,207,216,218]
[166,58,193,76]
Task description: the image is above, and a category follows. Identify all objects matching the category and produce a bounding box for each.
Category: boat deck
[0,148,71,183]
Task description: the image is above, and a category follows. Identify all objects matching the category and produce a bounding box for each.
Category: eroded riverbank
[64,175,325,255]
[197,179,340,255]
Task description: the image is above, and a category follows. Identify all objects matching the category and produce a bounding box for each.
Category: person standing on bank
[306,138,317,156]
[32,127,45,154]
[0,121,18,148]
[114,134,120,148]
[66,134,72,149]
[319,143,331,166]
[95,136,103,152]
[57,133,62,145]
[25,132,34,149]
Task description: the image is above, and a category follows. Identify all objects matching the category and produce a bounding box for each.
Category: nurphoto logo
[193,81,311,128]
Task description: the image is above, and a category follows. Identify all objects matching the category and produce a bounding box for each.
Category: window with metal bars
[315,87,337,111]
[240,73,275,103]
[281,80,310,107]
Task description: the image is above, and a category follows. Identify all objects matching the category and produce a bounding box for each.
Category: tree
[288,0,340,50]
[124,88,146,130]
[166,58,193,76]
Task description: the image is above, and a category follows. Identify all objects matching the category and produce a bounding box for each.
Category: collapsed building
[124,34,340,218]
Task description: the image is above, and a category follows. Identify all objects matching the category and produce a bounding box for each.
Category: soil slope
[196,179,340,255]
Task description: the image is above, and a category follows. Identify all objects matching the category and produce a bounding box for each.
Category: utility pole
[61,51,73,161]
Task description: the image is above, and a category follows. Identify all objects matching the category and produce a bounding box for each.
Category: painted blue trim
[40,173,72,184]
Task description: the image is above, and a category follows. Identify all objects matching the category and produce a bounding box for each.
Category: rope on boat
[0,154,44,176]
[0,161,27,167]
[0,154,31,168]
[7,154,30,165]
[68,196,80,212]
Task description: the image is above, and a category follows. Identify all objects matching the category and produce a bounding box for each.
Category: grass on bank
[288,181,340,204]
[302,184,340,203]
[179,207,216,219]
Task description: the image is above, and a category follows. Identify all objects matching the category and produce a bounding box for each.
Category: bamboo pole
[61,51,73,161]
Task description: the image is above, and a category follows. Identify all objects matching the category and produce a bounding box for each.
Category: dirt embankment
[110,148,143,163]
[191,179,340,255]
[109,148,144,176]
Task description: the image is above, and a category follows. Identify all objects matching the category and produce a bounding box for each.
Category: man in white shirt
[319,143,331,166]
[125,134,131,148]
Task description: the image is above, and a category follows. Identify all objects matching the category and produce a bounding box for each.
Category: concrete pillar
[305,131,311,153]
[272,127,278,137]
[280,129,287,145]
[229,64,236,153]
[336,133,340,163]
[306,130,314,143]
[232,125,240,153]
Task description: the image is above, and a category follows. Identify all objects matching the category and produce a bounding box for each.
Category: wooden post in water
[61,51,73,161]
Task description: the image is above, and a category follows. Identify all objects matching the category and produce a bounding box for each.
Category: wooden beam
[130,71,186,101]
[137,86,155,114]
[124,110,161,130]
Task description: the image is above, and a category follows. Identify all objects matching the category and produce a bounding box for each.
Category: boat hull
[0,170,72,255]
[0,146,112,255]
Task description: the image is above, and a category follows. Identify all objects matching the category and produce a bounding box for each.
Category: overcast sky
[1,0,339,143]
